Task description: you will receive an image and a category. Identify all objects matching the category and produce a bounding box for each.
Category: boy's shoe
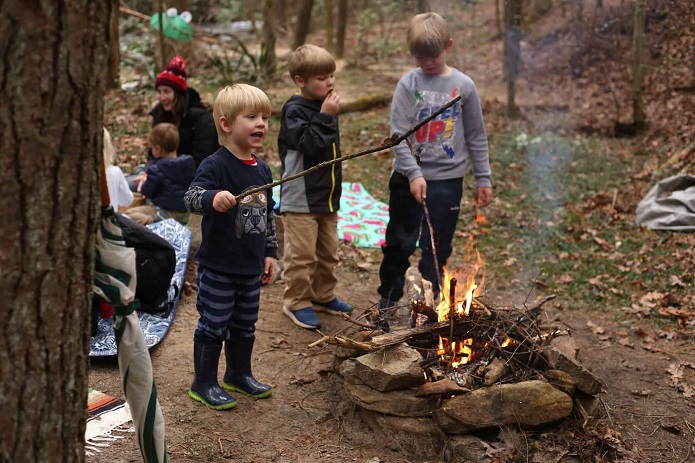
[283,306,321,329]
[312,297,353,315]
[189,342,237,410]
[222,337,272,399]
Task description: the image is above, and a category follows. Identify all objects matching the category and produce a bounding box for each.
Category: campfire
[312,249,604,460]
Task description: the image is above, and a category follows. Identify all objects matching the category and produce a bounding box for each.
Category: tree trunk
[335,0,348,58]
[495,0,503,36]
[0,2,111,462]
[325,0,335,52]
[418,0,431,13]
[109,0,120,88]
[504,0,523,117]
[631,0,647,131]
[292,0,314,50]
[156,0,165,70]
[273,0,287,38]
[261,0,277,77]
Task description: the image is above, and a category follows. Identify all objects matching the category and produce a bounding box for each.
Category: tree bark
[0,2,111,462]
[335,0,348,58]
[418,0,431,13]
[292,0,314,50]
[631,0,647,131]
[261,0,277,77]
[504,0,523,117]
[109,0,120,88]
[273,0,287,38]
[325,0,335,52]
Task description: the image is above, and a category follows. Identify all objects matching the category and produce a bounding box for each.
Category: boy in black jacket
[278,44,353,330]
[184,84,277,410]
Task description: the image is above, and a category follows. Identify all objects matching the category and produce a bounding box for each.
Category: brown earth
[91,1,694,462]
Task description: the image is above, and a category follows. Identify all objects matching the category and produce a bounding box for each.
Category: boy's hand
[213,191,237,212]
[477,187,493,208]
[261,257,277,285]
[134,173,147,192]
[409,177,427,204]
[321,91,340,115]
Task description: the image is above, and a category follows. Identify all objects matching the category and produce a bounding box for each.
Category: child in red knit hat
[128,56,218,191]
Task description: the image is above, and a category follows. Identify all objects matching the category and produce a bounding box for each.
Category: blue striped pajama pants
[194,266,262,344]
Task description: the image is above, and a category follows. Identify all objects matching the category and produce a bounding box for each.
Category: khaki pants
[282,212,339,312]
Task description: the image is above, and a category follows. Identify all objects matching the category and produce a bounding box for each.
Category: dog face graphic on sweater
[235,191,267,238]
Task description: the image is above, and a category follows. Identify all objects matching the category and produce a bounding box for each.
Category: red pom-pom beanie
[155,56,188,93]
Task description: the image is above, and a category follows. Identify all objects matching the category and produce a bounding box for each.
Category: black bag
[116,213,176,314]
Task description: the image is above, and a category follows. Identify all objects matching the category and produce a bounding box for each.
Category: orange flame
[434,246,485,322]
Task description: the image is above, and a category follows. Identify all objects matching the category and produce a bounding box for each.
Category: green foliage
[350,0,409,67]
[470,131,693,324]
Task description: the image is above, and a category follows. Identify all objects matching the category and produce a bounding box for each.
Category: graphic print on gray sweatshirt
[390,67,491,187]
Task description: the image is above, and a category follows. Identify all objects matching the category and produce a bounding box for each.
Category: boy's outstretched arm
[184,158,236,214]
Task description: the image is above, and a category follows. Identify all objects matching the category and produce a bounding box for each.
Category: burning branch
[237,96,462,198]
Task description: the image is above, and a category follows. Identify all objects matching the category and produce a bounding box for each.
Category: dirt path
[89,239,695,462]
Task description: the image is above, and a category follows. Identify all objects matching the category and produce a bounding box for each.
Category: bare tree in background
[495,0,503,36]
[110,0,121,88]
[326,0,335,52]
[0,1,112,461]
[631,0,647,131]
[261,0,277,76]
[273,0,287,37]
[418,0,431,12]
[335,0,348,58]
[504,0,523,116]
[292,0,314,50]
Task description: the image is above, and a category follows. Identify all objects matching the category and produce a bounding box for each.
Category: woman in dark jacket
[150,56,218,167]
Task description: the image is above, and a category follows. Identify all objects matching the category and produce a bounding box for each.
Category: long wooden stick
[237,95,462,198]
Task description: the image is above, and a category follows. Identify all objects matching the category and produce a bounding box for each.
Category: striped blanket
[85,388,133,457]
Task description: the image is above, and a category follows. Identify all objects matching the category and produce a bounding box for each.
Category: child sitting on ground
[126,123,195,225]
[184,84,277,410]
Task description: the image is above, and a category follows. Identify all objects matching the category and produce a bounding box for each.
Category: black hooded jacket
[149,88,219,167]
[277,95,342,213]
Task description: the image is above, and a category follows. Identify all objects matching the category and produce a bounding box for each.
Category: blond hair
[288,44,336,80]
[213,84,272,143]
[150,122,179,154]
[407,12,451,57]
[103,127,116,166]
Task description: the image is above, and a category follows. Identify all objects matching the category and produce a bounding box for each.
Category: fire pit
[324,267,603,461]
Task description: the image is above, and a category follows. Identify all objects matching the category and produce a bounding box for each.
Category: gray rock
[344,381,435,417]
[438,380,574,433]
[542,346,603,395]
[352,343,425,392]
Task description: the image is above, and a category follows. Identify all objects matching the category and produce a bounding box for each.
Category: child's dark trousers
[378,171,463,303]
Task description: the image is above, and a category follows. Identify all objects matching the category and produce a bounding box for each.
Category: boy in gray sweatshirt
[377,12,493,318]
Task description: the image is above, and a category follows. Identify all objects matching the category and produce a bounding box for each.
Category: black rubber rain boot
[189,342,237,410]
[221,337,273,399]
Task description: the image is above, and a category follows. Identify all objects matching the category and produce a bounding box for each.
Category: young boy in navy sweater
[184,84,277,410]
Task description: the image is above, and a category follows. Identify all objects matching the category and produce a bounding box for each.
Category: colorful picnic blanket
[274,182,389,248]
[90,218,191,357]
[85,388,132,457]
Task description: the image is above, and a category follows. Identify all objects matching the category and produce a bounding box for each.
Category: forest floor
[91,1,694,462]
